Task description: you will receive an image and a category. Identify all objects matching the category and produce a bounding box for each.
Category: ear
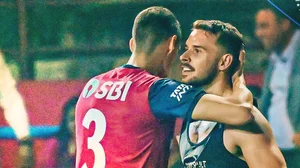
[129,38,135,53]
[166,35,178,55]
[218,54,233,71]
[281,19,291,32]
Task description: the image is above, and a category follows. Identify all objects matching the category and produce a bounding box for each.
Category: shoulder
[224,107,287,167]
[151,78,182,88]
[149,79,205,119]
[150,79,193,95]
[225,106,274,145]
[150,78,205,103]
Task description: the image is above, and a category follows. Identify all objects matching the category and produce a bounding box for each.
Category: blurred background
[1,0,267,81]
[0,0,287,167]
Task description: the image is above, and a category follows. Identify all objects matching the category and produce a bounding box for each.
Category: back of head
[192,20,244,77]
[132,6,182,56]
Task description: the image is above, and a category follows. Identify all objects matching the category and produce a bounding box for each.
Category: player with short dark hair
[75,7,253,168]
[179,20,286,168]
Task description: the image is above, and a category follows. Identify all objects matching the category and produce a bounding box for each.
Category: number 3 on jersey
[82,108,106,168]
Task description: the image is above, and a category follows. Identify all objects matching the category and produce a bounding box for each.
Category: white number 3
[82,108,106,168]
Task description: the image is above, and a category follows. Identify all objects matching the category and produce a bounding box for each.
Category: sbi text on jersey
[82,79,132,101]
[170,84,192,102]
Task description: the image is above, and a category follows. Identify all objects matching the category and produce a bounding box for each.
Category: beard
[183,64,218,88]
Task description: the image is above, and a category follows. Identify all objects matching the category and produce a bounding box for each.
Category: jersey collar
[121,64,141,69]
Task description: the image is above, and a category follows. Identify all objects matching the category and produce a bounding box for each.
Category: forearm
[0,65,30,139]
[1,87,30,139]
[192,94,253,125]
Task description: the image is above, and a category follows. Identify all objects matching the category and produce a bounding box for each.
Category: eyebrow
[185,45,207,51]
[193,45,206,49]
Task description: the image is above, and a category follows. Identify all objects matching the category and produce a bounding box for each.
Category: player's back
[75,65,175,168]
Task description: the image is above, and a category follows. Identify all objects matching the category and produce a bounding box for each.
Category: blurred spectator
[37,96,77,168]
[56,96,78,167]
[0,51,34,168]
[255,6,300,168]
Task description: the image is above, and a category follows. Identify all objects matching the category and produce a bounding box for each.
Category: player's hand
[232,49,246,86]
[16,137,34,168]
[231,49,253,105]
[293,132,300,147]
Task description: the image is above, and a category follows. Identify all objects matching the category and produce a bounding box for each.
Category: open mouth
[182,67,192,72]
[181,63,194,73]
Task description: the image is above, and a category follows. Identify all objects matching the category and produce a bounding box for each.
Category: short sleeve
[149,79,206,120]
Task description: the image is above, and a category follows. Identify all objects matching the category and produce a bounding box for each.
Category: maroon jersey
[75,65,205,168]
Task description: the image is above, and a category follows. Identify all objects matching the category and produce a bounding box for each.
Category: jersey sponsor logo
[82,79,132,101]
[170,84,192,101]
[184,156,207,168]
[82,79,100,98]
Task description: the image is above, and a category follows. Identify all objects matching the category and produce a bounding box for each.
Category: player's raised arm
[149,75,254,125]
[191,93,253,125]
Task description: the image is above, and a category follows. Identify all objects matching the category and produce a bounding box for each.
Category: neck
[275,29,295,55]
[127,52,161,76]
[203,74,232,97]
[128,47,167,77]
[127,53,147,68]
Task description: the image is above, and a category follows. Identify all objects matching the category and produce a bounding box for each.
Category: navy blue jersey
[149,78,206,119]
[180,119,248,168]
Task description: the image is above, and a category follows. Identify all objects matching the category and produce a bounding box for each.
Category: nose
[255,26,263,39]
[180,51,190,63]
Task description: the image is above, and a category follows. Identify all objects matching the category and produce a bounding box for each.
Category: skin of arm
[0,53,34,168]
[191,76,254,125]
[227,106,287,168]
[191,93,253,125]
[0,54,30,140]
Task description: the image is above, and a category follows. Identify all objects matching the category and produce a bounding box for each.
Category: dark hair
[258,2,299,28]
[259,6,286,22]
[132,6,182,55]
[56,96,78,166]
[192,20,244,77]
[59,96,78,138]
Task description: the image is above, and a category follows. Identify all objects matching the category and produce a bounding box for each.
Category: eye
[194,48,200,53]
